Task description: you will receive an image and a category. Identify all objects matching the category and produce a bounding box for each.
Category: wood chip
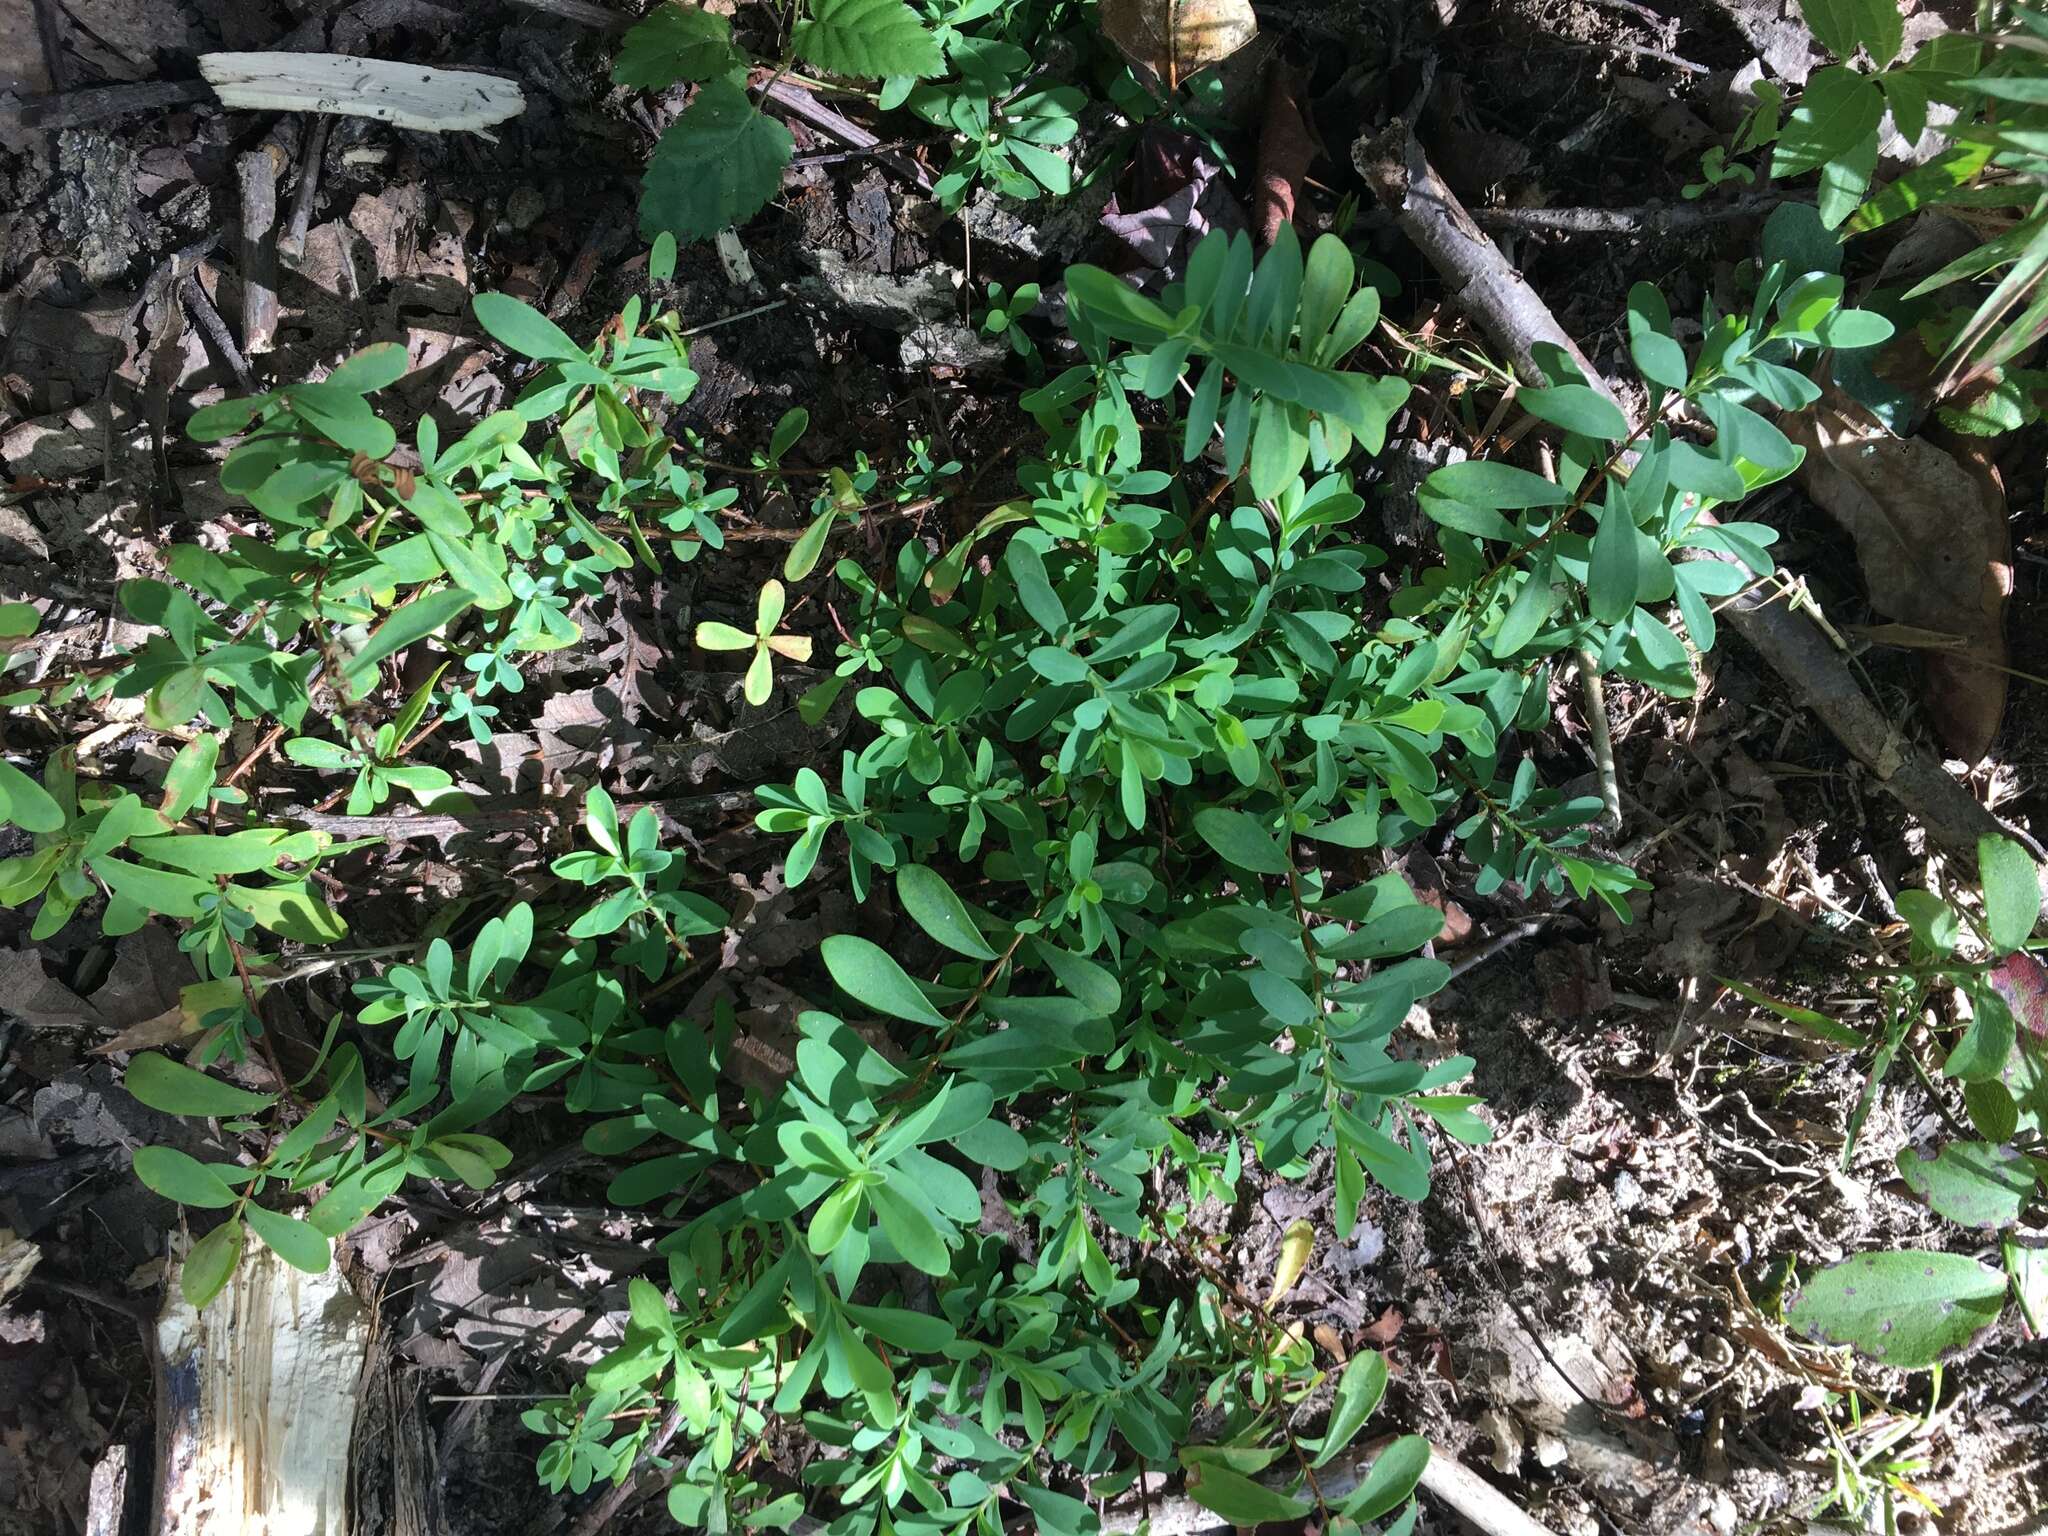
[198,53,525,137]
[156,1240,372,1536]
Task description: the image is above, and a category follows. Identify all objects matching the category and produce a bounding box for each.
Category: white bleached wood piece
[156,1240,373,1536]
[199,53,525,137]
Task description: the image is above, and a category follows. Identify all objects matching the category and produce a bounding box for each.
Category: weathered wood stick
[235,131,290,356]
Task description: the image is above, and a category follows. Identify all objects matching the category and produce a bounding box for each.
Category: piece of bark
[1351,119,2030,876]
[1352,118,1604,390]
[156,1239,373,1536]
[84,1445,128,1536]
[1253,62,1312,247]
[236,132,289,357]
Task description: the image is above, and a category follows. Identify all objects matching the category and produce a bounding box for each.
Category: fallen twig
[276,114,331,268]
[1352,119,1606,390]
[180,273,253,392]
[1471,196,1785,237]
[2,79,212,131]
[760,77,933,192]
[1577,647,1623,835]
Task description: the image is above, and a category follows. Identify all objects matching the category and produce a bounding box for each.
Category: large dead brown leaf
[1098,0,1255,89]
[1783,389,2010,764]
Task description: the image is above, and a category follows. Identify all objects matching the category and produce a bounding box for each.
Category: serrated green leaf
[793,0,942,78]
[1773,67,1883,178]
[1796,0,1902,66]
[639,78,794,241]
[615,4,742,88]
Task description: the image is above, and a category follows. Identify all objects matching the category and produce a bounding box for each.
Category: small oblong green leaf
[1896,1140,2035,1229]
[133,1146,241,1208]
[1184,1463,1312,1527]
[783,508,836,582]
[1424,460,1569,510]
[1192,807,1291,876]
[821,935,948,1027]
[896,864,999,960]
[244,1201,333,1273]
[125,1052,276,1118]
[343,589,476,693]
[473,291,588,364]
[182,1218,245,1308]
[1522,383,1629,441]
[1979,834,2041,955]
[0,759,64,834]
[1343,1434,1430,1522]
[1315,1351,1389,1466]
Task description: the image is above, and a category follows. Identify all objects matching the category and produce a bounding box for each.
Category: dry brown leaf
[1098,0,1256,89]
[1783,389,2010,764]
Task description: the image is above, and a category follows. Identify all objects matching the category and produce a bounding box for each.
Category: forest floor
[1,0,2045,1534]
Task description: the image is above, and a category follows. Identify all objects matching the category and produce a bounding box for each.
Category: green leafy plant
[1733,835,2046,1378]
[2,192,1911,1535]
[1712,1,2048,430]
[694,579,815,705]
[618,0,944,240]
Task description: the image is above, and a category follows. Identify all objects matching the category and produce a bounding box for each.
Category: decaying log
[156,1240,373,1536]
